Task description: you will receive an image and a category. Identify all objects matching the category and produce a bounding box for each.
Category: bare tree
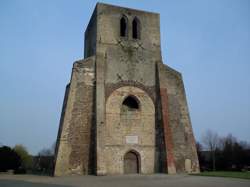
[202,129,219,171]
[36,142,56,175]
[38,142,56,157]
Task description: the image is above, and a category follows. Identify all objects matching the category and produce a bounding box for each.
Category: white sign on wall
[125,135,138,144]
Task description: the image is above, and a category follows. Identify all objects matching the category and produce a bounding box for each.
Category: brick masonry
[159,87,176,174]
[54,3,200,176]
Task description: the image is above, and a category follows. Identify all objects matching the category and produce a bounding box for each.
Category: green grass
[191,171,250,180]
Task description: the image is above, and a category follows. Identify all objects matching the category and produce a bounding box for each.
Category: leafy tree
[0,146,21,171]
[13,144,33,170]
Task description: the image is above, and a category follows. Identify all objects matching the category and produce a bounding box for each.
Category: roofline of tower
[96,2,160,16]
[84,2,160,35]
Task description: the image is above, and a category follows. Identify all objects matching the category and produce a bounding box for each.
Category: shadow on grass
[0,179,71,187]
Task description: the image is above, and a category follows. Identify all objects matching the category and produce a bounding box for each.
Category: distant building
[54,3,199,176]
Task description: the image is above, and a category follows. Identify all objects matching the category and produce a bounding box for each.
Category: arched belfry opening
[132,17,140,39]
[120,16,128,37]
[122,96,139,111]
[124,150,140,174]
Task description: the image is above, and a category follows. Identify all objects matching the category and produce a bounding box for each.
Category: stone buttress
[54,3,200,176]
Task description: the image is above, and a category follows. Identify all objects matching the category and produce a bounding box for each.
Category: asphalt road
[0,174,250,187]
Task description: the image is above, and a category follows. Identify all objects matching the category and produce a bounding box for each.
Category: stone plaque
[125,136,138,144]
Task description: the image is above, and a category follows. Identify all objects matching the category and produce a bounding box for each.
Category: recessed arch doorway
[124,150,140,174]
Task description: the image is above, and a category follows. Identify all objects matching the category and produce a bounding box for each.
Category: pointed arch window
[132,17,141,39]
[120,16,128,37]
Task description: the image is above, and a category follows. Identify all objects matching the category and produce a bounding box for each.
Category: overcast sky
[0,0,249,155]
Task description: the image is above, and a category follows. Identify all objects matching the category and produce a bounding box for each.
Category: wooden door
[124,151,139,174]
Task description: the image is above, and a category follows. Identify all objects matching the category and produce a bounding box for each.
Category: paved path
[0,174,250,187]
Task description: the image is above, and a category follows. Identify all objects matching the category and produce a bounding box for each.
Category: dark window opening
[120,16,127,37]
[122,96,139,110]
[132,17,140,39]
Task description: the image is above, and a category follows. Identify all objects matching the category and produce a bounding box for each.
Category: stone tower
[54,3,200,176]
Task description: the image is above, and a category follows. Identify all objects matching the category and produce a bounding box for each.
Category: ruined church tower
[54,3,200,176]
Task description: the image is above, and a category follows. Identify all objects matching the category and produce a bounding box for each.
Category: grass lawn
[191,171,250,180]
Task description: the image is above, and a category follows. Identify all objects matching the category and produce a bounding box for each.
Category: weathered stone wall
[54,57,96,176]
[95,3,161,87]
[157,62,200,173]
[105,86,155,174]
[93,3,162,175]
[54,3,200,176]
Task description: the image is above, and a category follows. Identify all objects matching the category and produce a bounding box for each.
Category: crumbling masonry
[54,3,200,176]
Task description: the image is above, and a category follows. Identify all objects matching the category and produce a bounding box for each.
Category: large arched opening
[105,86,155,174]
